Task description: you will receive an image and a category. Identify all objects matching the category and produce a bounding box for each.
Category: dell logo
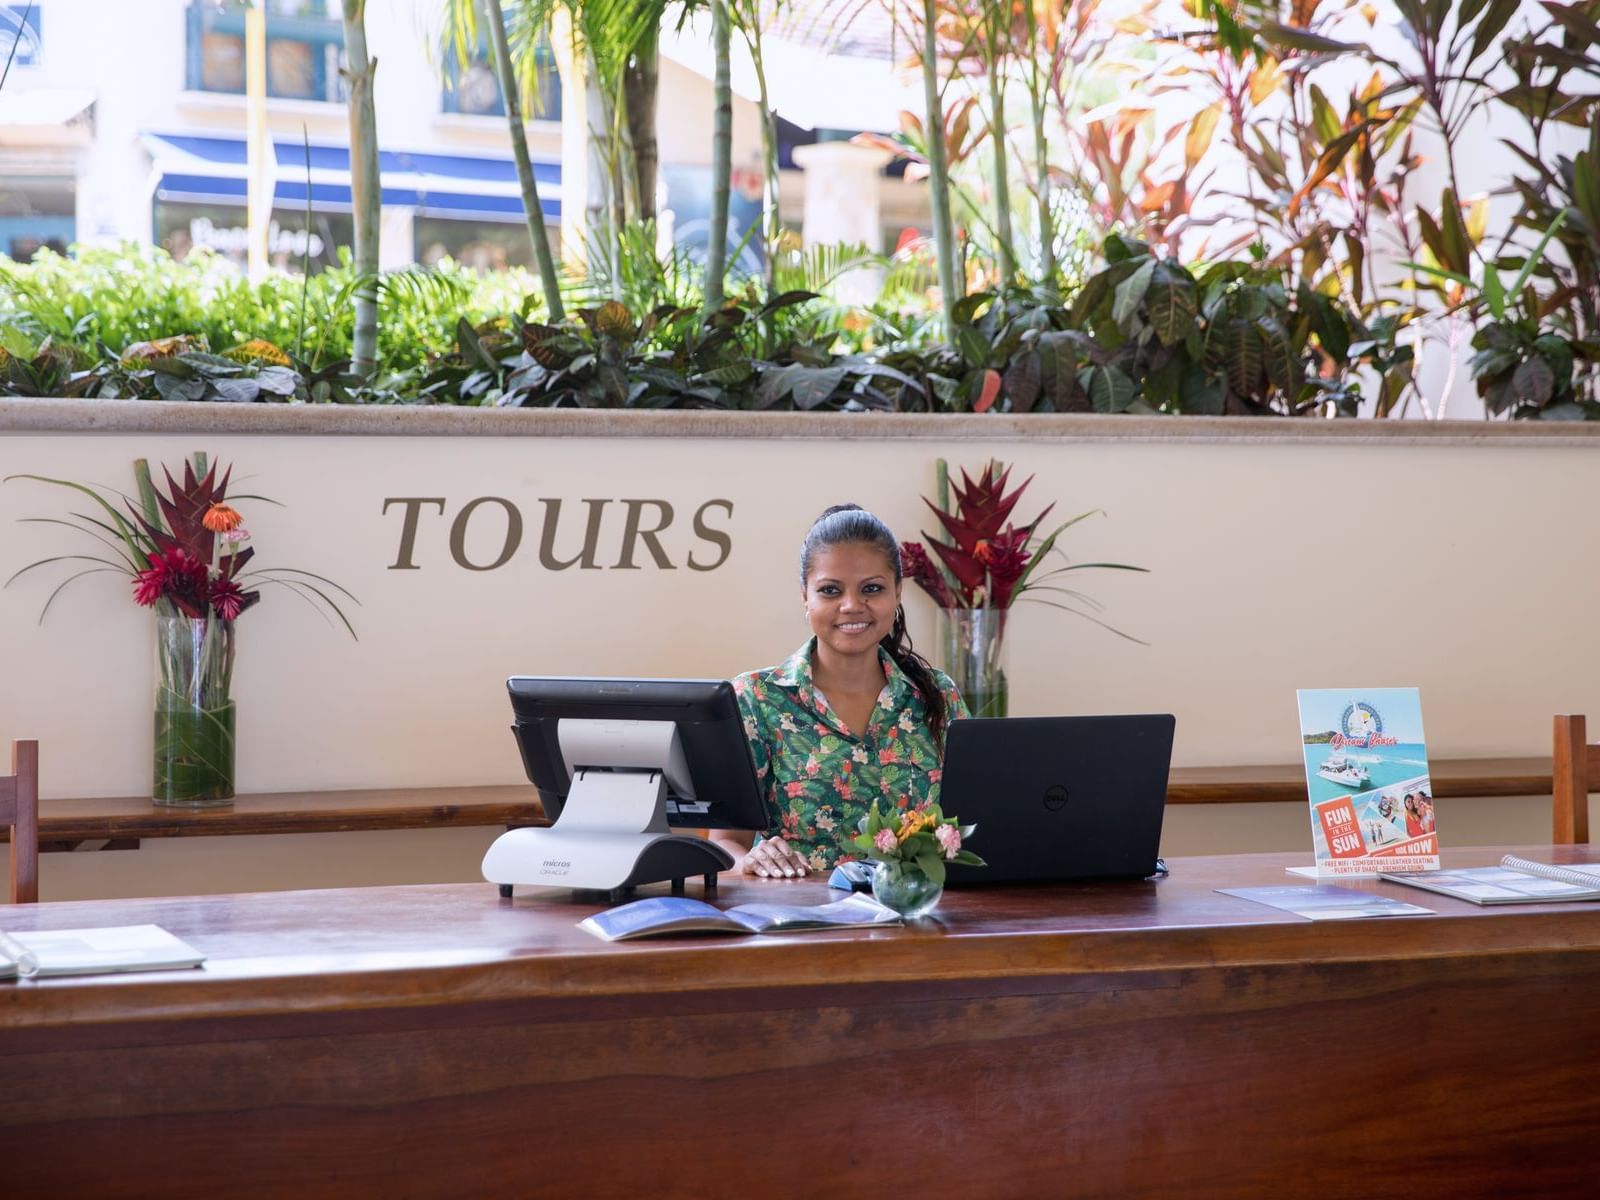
[1043,785,1069,812]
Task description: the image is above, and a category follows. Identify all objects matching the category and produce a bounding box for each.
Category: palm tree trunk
[985,30,1016,284]
[747,31,782,294]
[1025,2,1056,280]
[341,0,380,377]
[920,0,959,331]
[623,25,658,222]
[482,0,563,321]
[704,0,732,313]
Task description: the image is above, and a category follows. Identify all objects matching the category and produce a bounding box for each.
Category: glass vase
[153,610,236,808]
[940,606,1009,718]
[871,859,944,918]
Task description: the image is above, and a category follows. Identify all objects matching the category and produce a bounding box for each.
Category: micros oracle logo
[1330,701,1399,750]
[1043,785,1069,812]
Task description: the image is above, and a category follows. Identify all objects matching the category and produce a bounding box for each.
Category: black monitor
[506,676,771,832]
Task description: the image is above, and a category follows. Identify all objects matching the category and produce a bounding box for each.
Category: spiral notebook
[1378,856,1600,905]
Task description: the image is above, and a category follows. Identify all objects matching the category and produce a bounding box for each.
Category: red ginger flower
[900,540,958,608]
[132,546,210,618]
[209,576,248,621]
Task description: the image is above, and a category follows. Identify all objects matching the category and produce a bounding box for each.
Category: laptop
[941,714,1176,885]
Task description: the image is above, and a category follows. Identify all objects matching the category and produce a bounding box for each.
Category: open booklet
[1379,856,1600,905]
[579,893,901,942]
[0,924,207,979]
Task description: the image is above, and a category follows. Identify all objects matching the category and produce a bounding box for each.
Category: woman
[715,505,968,878]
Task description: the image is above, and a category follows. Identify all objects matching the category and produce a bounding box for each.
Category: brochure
[578,893,902,942]
[1379,856,1600,905]
[0,924,206,979]
[1295,688,1440,877]
[1218,885,1434,921]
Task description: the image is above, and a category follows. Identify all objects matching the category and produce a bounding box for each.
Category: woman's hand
[743,836,810,879]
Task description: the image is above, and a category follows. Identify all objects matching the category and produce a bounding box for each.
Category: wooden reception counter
[4,846,1600,1198]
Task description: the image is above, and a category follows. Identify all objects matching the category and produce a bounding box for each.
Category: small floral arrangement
[852,799,985,884]
[6,453,354,632]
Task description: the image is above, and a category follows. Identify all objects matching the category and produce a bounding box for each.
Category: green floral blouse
[733,639,969,870]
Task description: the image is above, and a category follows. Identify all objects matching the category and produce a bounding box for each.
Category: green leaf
[915,852,947,886]
[1144,266,1198,344]
[1481,262,1506,322]
[1082,363,1135,413]
[1112,258,1157,332]
[1224,318,1264,397]
[1508,209,1568,299]
[1512,355,1555,406]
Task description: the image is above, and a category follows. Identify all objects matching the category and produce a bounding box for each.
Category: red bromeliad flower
[909,461,1052,610]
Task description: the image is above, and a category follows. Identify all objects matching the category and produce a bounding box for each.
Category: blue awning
[142,133,560,221]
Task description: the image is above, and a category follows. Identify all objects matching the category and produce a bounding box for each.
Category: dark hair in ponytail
[800,504,949,745]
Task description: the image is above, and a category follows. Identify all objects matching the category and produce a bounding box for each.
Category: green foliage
[0,244,529,375]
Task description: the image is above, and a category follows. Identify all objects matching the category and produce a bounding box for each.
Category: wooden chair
[1553,716,1598,845]
[1,739,39,903]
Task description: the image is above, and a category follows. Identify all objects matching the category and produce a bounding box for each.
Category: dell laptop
[941,714,1176,885]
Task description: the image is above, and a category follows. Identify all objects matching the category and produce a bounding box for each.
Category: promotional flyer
[1296,688,1439,876]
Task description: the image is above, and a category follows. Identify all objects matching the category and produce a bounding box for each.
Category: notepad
[1379,856,1600,905]
[0,924,206,979]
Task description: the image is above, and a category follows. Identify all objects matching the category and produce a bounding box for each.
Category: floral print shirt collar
[766,637,912,741]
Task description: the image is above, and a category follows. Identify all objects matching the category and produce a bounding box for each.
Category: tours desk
[4,846,1600,1199]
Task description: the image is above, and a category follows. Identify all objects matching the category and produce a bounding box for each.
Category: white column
[378,206,415,269]
[790,140,891,304]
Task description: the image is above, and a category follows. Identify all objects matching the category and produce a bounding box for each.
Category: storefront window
[186,1,344,103]
[415,216,558,272]
[0,178,75,262]
[440,37,560,121]
[155,201,350,274]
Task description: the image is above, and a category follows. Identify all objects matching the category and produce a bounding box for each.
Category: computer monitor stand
[483,767,733,900]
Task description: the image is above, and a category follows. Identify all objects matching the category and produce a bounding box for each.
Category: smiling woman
[713,505,969,877]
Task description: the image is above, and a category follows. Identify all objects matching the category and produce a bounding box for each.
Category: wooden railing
[1,756,1554,848]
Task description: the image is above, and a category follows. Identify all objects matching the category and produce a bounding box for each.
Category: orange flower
[202,502,243,533]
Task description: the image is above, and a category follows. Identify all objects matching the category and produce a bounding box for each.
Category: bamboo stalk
[482,0,564,321]
[704,0,733,313]
[920,0,960,332]
[341,0,380,379]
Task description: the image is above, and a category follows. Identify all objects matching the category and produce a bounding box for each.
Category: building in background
[0,0,927,273]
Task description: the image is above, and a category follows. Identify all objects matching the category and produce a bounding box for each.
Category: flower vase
[871,859,944,918]
[940,606,1009,719]
[153,610,236,808]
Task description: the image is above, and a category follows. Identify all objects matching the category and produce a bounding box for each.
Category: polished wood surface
[0,740,38,903]
[1553,714,1596,843]
[3,845,1599,1198]
[3,754,1557,847]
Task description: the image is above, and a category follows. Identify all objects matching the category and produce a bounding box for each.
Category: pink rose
[935,823,962,859]
[874,828,898,854]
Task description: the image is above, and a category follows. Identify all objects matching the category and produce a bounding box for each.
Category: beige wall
[3,404,1598,898]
